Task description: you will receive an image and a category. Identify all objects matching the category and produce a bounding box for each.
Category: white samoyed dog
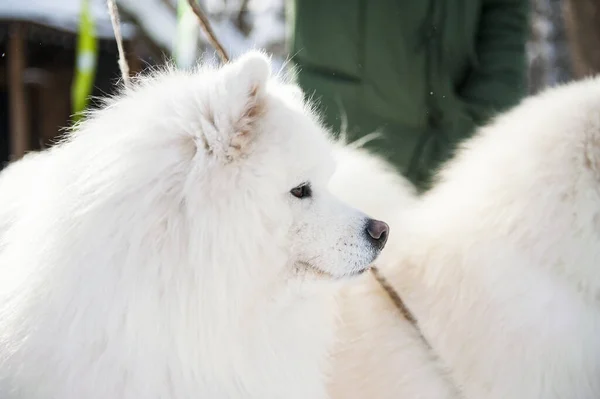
[0,51,389,399]
[329,77,600,398]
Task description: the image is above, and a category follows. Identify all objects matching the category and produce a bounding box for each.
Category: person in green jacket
[288,0,529,190]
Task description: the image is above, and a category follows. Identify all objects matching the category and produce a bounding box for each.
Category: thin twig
[107,0,131,88]
[187,0,230,64]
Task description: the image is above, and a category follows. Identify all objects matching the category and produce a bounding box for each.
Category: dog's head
[189,52,389,280]
[76,51,388,285]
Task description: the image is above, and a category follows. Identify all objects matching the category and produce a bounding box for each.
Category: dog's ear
[202,51,271,161]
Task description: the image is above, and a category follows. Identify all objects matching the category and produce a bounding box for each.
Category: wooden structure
[0,4,149,165]
[565,0,600,79]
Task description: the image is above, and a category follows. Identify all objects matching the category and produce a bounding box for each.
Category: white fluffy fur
[0,52,385,399]
[329,147,459,399]
[329,77,600,398]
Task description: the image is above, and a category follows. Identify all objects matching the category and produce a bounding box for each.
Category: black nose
[365,219,389,250]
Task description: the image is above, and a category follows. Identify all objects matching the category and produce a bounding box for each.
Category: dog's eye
[290,183,312,199]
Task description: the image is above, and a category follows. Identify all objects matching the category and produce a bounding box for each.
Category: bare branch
[187,0,230,64]
[107,0,131,88]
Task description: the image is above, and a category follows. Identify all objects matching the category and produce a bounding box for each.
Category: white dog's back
[330,77,600,398]
[404,77,600,399]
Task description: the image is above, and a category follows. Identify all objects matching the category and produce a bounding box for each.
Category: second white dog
[330,77,600,399]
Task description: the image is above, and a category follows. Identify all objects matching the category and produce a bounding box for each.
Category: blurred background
[0,0,597,180]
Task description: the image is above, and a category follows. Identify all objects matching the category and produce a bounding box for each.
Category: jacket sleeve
[459,0,529,125]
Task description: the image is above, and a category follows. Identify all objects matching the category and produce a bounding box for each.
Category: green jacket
[289,0,529,188]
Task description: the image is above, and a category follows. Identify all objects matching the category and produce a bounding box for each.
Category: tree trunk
[7,22,29,160]
[564,0,600,78]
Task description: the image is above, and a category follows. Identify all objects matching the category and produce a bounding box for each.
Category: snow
[116,0,177,50]
[116,0,287,68]
[0,0,286,68]
[0,0,136,39]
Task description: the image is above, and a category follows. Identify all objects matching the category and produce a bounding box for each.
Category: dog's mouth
[296,261,371,280]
